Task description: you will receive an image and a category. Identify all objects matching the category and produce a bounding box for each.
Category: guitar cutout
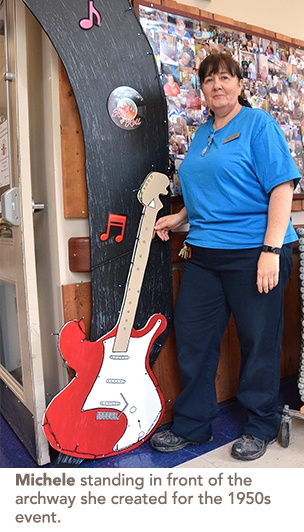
[43,172,169,459]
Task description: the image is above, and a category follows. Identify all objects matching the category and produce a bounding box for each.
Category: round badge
[107,86,146,130]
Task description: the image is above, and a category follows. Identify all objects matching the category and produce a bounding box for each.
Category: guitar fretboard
[113,204,157,352]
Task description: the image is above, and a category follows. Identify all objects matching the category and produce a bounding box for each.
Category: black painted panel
[21,0,172,361]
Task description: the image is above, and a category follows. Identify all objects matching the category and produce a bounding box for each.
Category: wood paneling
[68,237,91,272]
[292,197,304,211]
[59,60,88,218]
[61,282,92,334]
[152,269,183,423]
[281,251,301,376]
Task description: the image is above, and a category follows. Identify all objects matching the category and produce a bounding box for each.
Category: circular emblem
[117,98,137,120]
[107,87,146,130]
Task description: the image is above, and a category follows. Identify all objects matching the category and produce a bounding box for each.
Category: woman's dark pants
[171,245,293,443]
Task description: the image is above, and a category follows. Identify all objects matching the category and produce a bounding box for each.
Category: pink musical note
[79,1,102,30]
[100,214,127,243]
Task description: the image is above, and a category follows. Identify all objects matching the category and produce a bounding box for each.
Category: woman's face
[201,65,243,116]
[179,52,192,66]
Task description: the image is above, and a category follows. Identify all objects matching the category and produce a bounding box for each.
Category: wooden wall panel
[61,282,92,333]
[292,197,304,212]
[281,251,301,376]
[152,268,182,423]
[59,60,88,218]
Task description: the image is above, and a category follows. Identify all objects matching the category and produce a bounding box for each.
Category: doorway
[0,0,51,466]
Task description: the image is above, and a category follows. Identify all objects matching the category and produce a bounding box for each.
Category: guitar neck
[112,205,158,352]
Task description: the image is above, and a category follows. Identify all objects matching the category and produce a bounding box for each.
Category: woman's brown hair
[198,53,251,109]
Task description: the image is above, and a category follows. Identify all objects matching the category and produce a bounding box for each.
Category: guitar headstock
[137,172,169,210]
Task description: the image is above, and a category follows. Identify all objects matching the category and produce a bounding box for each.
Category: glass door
[0,0,50,466]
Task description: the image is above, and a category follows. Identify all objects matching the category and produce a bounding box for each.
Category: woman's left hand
[256,252,280,293]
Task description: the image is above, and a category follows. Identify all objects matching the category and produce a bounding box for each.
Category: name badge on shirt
[223,132,241,144]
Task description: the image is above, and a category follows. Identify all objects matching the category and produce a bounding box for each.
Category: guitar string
[90,238,161,273]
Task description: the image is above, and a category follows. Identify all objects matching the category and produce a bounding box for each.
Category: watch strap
[262,245,281,255]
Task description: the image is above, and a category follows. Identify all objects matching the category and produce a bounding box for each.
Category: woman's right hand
[154,207,188,241]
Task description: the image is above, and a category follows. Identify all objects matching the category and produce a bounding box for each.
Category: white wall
[179,0,304,42]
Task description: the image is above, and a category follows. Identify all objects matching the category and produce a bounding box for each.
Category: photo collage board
[137,2,304,195]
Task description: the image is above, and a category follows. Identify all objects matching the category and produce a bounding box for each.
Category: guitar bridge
[96,411,120,421]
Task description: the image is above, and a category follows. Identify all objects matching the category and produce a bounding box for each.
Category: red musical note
[100,214,127,243]
[80,1,102,30]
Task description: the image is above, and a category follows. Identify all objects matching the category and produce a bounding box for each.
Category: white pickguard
[82,318,163,452]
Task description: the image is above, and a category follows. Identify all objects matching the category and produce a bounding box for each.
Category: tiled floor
[0,376,303,468]
[178,417,303,468]
[177,419,304,469]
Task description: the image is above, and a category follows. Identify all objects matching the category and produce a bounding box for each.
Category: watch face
[107,86,146,130]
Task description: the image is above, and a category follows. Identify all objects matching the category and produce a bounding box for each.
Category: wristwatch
[262,245,281,255]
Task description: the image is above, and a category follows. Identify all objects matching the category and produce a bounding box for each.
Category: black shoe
[231,434,276,461]
[150,430,200,453]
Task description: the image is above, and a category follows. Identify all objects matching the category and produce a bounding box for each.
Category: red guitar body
[43,314,166,459]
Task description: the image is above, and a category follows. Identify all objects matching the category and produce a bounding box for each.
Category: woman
[168,17,191,39]
[164,74,181,98]
[151,53,300,461]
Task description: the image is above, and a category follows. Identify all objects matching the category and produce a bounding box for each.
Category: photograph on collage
[138,4,304,195]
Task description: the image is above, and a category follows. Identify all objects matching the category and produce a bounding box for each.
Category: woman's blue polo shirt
[179,106,300,249]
